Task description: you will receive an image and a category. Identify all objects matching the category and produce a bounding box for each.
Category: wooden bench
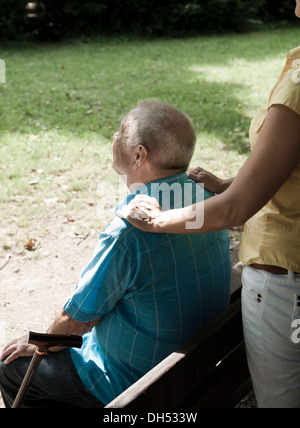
[106,262,252,408]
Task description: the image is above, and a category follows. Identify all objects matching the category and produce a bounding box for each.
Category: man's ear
[133,145,148,169]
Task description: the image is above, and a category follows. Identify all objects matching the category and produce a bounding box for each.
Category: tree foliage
[0,0,297,41]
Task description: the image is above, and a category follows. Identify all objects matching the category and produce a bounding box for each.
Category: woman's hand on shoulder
[188,167,233,194]
[117,195,164,233]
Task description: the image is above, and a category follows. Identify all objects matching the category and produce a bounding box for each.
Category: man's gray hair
[123,99,196,170]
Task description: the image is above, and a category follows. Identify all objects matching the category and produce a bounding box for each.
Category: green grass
[1,27,300,250]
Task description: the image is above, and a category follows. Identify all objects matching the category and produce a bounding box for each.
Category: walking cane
[12,331,82,408]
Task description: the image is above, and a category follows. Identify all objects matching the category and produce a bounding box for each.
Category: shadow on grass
[1,28,299,155]
[158,77,251,154]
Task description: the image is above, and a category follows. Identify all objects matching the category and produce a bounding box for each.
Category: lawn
[1,27,300,252]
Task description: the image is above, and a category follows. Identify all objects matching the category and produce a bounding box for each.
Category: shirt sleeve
[268,67,300,116]
[63,232,136,322]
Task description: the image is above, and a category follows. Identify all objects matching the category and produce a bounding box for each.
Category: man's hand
[1,309,102,365]
[1,334,36,365]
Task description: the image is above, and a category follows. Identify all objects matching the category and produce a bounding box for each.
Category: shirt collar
[116,171,188,211]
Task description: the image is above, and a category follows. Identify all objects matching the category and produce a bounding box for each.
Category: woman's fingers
[117,195,163,231]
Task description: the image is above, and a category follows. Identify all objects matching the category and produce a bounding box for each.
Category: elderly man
[0,99,231,407]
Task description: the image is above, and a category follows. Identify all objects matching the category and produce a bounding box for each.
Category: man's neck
[126,168,186,192]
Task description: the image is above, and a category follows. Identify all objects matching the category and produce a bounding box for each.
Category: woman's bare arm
[118,104,300,234]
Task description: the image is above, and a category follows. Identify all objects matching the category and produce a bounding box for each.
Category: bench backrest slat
[106,295,249,408]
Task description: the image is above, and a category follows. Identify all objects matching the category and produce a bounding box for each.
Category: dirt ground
[0,224,251,408]
[0,222,98,408]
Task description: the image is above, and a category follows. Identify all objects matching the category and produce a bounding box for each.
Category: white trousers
[242,266,300,408]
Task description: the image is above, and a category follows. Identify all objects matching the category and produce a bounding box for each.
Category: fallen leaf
[63,214,75,223]
[24,238,37,251]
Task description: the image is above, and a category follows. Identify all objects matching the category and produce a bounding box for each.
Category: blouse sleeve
[268,65,300,116]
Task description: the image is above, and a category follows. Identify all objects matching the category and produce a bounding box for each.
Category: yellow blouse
[239,46,300,272]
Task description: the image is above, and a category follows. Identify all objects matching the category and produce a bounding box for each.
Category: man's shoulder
[102,215,142,253]
[105,215,135,237]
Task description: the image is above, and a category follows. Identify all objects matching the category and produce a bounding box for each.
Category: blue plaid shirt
[63,172,231,404]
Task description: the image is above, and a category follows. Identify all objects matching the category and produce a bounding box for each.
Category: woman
[118,2,300,408]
